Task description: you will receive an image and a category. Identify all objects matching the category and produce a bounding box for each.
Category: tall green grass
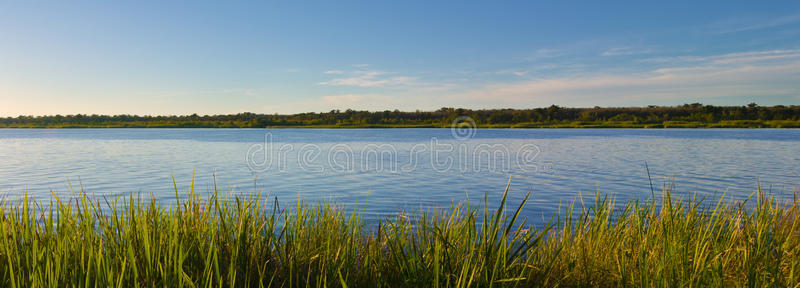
[0,179,798,287]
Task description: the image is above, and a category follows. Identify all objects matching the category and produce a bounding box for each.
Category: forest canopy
[3,103,800,128]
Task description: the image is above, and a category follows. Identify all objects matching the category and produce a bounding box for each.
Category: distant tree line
[2,103,800,128]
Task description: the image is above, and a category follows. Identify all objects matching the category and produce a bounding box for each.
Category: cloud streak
[450,49,800,107]
[601,46,653,57]
[276,49,800,113]
[708,13,800,34]
[318,69,417,87]
[526,48,563,61]
[640,49,800,64]
[261,94,405,113]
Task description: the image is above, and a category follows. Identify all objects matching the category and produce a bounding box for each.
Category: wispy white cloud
[708,13,800,34]
[450,49,800,107]
[261,94,405,113]
[323,70,344,75]
[640,49,800,64]
[320,94,397,106]
[319,69,417,87]
[526,48,562,61]
[272,49,800,113]
[495,70,528,76]
[710,50,800,64]
[601,46,652,56]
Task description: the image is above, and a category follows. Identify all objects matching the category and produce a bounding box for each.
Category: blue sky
[1,1,799,116]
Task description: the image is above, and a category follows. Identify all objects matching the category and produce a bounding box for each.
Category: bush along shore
[1,181,798,287]
[3,104,800,128]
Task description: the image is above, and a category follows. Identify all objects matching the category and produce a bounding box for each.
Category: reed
[0,179,797,287]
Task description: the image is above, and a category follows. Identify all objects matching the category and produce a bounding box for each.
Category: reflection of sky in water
[0,128,798,225]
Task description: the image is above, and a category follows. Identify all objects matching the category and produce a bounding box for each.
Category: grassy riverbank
[1,182,798,287]
[4,119,800,129]
[3,104,800,128]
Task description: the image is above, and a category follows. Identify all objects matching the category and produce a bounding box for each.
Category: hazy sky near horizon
[1,1,799,116]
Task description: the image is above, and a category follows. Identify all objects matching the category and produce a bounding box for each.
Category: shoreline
[2,121,800,129]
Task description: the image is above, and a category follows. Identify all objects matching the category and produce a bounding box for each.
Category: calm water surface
[1,129,798,223]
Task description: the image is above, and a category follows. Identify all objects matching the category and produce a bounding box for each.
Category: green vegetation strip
[3,104,800,128]
[1,180,798,287]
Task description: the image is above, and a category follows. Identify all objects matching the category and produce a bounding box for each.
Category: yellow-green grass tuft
[0,179,798,287]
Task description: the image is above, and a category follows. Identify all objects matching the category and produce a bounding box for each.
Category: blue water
[1,129,798,223]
